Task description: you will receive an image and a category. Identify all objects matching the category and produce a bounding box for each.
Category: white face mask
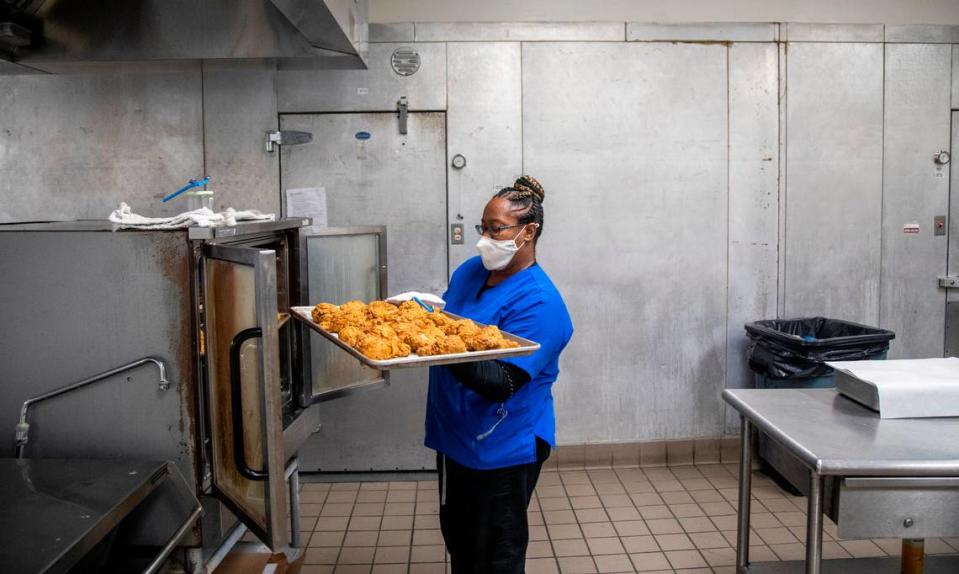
[476,224,532,271]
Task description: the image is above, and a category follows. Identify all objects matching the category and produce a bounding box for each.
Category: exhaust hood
[0,0,368,73]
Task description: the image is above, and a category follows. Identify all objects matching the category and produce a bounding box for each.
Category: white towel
[108,202,275,230]
[385,291,446,310]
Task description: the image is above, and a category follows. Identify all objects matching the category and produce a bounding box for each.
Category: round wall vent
[391,47,420,76]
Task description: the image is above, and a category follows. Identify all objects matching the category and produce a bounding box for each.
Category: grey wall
[369,0,959,26]
[0,63,204,222]
[1,21,957,446]
[0,61,280,222]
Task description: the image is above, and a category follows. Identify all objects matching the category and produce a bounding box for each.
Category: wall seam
[520,41,525,176]
[444,42,451,282]
[946,49,955,356]
[200,61,208,181]
[778,42,788,320]
[878,43,887,328]
[723,44,732,434]
[273,61,282,216]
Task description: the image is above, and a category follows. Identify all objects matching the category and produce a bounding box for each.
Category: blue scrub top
[425,256,573,470]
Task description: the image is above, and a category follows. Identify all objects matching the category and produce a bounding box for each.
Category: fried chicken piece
[339,300,369,315]
[413,339,441,356]
[369,323,398,340]
[369,300,399,320]
[329,309,370,333]
[390,338,412,358]
[463,325,515,351]
[409,331,439,354]
[392,322,421,346]
[427,308,453,326]
[311,302,339,323]
[397,300,424,313]
[417,334,469,356]
[310,298,520,360]
[453,319,481,338]
[356,335,394,361]
[338,325,365,347]
[437,334,468,354]
[397,301,429,323]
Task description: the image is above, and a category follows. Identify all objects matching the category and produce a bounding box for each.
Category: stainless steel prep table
[723,388,959,574]
[0,458,201,574]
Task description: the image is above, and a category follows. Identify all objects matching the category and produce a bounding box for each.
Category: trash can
[744,317,895,494]
[746,317,895,388]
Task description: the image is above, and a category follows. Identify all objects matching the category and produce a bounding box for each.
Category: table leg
[287,458,301,548]
[805,472,824,574]
[901,538,925,574]
[736,417,753,573]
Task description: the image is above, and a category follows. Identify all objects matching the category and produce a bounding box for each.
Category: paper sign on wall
[903,223,920,235]
[285,187,328,233]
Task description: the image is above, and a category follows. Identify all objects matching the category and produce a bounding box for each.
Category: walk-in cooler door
[202,243,289,550]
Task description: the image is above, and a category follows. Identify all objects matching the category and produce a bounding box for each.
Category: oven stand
[195,458,303,574]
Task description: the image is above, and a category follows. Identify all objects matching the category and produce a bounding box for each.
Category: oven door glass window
[303,227,388,402]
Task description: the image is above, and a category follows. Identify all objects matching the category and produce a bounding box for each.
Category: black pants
[437,439,551,574]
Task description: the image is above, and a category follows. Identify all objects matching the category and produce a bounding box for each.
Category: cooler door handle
[229,327,269,481]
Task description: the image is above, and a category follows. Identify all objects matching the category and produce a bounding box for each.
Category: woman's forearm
[445,360,530,402]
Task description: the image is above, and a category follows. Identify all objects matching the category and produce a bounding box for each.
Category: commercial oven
[0,219,388,567]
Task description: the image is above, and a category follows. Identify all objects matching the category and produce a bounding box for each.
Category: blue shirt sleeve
[497,295,570,381]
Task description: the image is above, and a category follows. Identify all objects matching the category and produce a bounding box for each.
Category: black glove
[445,360,531,403]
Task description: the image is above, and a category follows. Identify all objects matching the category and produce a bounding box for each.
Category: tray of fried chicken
[290,300,540,369]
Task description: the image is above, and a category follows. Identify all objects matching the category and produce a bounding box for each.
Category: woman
[425,175,574,573]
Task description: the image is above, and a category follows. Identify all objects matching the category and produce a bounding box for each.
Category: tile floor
[288,463,959,574]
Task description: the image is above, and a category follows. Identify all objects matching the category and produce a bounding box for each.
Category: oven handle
[229,327,269,481]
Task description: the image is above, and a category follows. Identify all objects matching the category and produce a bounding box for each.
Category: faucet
[15,357,171,458]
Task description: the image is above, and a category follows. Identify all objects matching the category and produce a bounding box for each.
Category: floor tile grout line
[302,464,957,572]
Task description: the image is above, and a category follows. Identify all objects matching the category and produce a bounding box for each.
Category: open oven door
[297,226,389,405]
[202,243,290,550]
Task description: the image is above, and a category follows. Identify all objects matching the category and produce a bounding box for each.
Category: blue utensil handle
[162,176,210,203]
[413,296,434,313]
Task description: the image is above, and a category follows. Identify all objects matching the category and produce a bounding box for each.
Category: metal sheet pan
[291,306,540,369]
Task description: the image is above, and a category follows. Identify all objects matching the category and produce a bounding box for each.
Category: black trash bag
[745,317,895,380]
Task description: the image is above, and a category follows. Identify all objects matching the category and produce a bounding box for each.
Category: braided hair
[495,175,546,241]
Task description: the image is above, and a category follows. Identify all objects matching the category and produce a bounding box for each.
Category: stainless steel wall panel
[281,112,447,470]
[781,23,884,43]
[777,42,788,319]
[370,22,415,43]
[280,113,448,296]
[885,25,959,44]
[784,43,884,324]
[522,42,728,442]
[947,112,959,357]
[726,43,780,433]
[880,44,952,358]
[202,61,280,214]
[0,231,197,482]
[276,42,446,112]
[414,22,625,42]
[446,42,523,273]
[953,46,959,109]
[627,22,778,43]
[0,68,203,223]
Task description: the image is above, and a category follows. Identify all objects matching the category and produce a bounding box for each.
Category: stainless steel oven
[0,219,388,567]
